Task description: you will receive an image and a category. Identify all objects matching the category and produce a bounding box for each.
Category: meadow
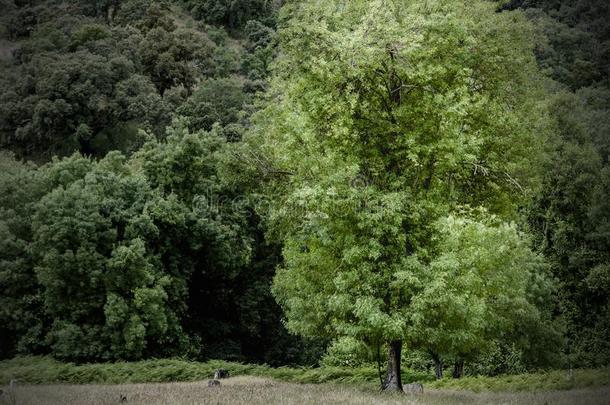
[2,376,610,405]
[1,357,609,404]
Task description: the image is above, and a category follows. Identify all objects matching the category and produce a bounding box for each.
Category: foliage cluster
[0,0,276,159]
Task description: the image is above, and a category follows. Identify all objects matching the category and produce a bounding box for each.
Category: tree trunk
[383,340,403,392]
[452,359,464,379]
[431,352,443,380]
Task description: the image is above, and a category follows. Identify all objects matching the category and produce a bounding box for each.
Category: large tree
[252,0,550,391]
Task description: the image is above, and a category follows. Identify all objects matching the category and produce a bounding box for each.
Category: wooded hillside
[0,0,607,382]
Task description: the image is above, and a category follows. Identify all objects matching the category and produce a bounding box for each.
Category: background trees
[0,152,46,359]
[0,119,322,364]
[500,0,610,368]
[181,0,277,30]
[0,0,318,366]
[0,0,272,160]
[31,151,193,360]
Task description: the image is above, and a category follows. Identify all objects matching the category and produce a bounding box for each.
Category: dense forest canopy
[0,0,321,366]
[502,0,610,368]
[0,0,608,385]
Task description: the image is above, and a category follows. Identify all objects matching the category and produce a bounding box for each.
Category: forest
[0,0,608,393]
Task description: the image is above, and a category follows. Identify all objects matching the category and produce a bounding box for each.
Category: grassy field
[2,376,610,405]
[1,356,609,404]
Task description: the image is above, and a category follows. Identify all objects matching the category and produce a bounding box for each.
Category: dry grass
[1,376,609,405]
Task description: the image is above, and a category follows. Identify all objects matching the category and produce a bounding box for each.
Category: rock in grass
[403,383,424,394]
[214,369,229,379]
[208,379,221,387]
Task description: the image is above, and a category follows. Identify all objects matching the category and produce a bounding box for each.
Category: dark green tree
[0,152,46,358]
[32,152,190,360]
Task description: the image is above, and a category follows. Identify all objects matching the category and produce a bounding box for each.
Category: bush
[0,356,431,386]
[428,368,610,392]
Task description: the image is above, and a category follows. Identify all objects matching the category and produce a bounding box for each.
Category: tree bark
[452,359,464,379]
[431,352,443,380]
[383,340,403,392]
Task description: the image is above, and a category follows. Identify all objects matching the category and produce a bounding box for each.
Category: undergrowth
[1,356,608,392]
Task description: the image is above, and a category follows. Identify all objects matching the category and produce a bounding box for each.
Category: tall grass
[1,356,608,392]
[428,368,610,392]
[0,356,430,386]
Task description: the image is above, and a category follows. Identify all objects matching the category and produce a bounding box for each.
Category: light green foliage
[260,0,551,366]
[262,0,547,212]
[321,337,376,368]
[406,215,562,367]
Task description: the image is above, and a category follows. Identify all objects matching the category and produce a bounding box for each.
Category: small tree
[405,215,559,379]
[254,0,549,391]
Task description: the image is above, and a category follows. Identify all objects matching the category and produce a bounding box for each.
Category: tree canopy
[255,0,556,390]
